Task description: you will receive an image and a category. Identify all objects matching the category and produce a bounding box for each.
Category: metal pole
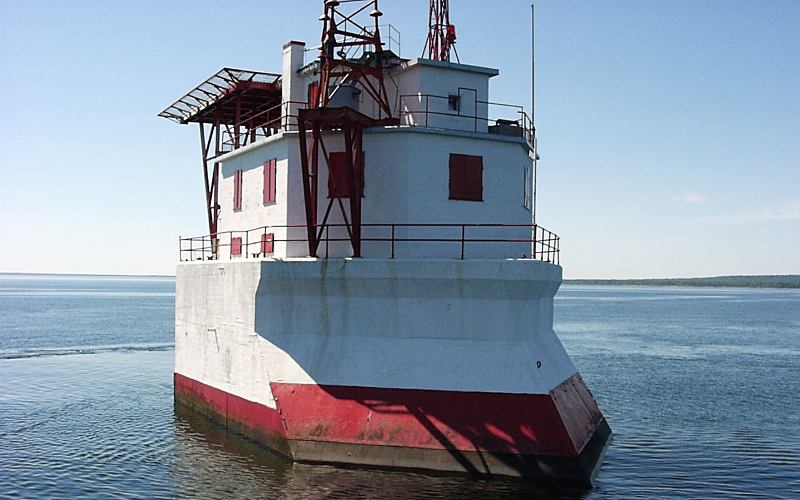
[531,2,538,224]
[531,2,535,129]
[460,224,465,259]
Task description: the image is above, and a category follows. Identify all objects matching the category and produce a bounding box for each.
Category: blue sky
[1,0,798,278]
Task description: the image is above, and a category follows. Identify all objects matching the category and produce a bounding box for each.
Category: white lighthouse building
[161,0,609,485]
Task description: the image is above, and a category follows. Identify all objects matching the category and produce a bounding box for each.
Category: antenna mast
[531,2,538,223]
[423,0,459,62]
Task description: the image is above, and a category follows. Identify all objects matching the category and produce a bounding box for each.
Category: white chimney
[282,40,306,130]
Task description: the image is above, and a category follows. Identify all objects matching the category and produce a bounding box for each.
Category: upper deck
[160,9,554,264]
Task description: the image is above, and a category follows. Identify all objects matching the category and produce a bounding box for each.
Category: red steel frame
[423,0,458,62]
[159,68,282,255]
[298,0,399,258]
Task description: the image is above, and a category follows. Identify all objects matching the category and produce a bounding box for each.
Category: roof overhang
[393,58,500,77]
[158,68,282,125]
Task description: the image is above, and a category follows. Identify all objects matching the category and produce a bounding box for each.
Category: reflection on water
[1,277,800,498]
[173,404,584,499]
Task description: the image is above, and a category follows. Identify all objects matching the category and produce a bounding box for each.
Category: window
[449,153,483,201]
[231,236,242,256]
[448,94,460,112]
[263,159,276,204]
[261,233,274,254]
[327,151,365,198]
[233,170,243,212]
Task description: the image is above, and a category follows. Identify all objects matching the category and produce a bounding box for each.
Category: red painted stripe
[272,376,598,457]
[175,372,602,459]
[174,373,284,439]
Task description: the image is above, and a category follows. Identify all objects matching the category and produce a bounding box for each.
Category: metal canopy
[158,68,281,125]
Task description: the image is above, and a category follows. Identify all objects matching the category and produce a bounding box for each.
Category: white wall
[217,136,291,258]
[393,59,496,133]
[176,258,572,399]
[217,126,534,259]
[175,260,278,409]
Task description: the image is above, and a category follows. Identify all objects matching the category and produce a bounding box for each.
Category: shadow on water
[173,403,590,499]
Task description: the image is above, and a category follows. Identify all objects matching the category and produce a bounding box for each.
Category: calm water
[1,274,799,498]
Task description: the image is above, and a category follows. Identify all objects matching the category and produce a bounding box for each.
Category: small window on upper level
[231,236,242,256]
[233,170,243,212]
[449,153,483,202]
[263,159,276,204]
[328,151,365,198]
[448,94,460,112]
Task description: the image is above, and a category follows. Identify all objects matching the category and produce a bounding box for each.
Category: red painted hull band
[174,373,602,458]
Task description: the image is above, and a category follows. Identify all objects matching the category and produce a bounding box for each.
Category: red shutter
[448,153,482,201]
[233,171,238,211]
[263,159,276,204]
[261,233,274,254]
[270,160,276,202]
[463,155,483,201]
[328,151,365,198]
[328,152,349,198]
[233,170,243,211]
[449,154,464,199]
[308,82,320,109]
[231,236,242,256]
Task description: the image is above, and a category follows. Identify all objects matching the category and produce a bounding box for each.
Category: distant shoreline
[2,272,798,289]
[565,275,800,289]
[0,272,174,279]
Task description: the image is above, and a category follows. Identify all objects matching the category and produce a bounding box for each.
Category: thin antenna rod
[531,2,535,131]
[531,2,538,224]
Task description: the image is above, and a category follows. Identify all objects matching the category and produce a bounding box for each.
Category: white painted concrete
[175,261,278,409]
[175,259,574,400]
[392,58,496,133]
[217,127,534,259]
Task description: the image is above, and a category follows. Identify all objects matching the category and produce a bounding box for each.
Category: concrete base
[174,259,611,485]
[174,372,611,486]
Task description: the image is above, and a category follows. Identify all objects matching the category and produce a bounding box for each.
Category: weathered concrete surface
[174,258,610,483]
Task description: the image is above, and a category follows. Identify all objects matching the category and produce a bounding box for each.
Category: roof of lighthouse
[158,68,281,125]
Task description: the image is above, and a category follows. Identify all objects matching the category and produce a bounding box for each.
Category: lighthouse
[160,0,610,485]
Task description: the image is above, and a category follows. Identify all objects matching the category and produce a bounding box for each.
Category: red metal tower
[159,69,283,256]
[423,0,458,62]
[298,0,398,258]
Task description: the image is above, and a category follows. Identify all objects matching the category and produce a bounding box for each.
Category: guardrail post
[391,224,395,259]
[460,225,465,260]
[245,232,249,259]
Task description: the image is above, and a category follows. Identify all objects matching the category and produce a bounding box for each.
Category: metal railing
[179,223,559,264]
[215,91,535,154]
[219,100,308,153]
[399,93,535,146]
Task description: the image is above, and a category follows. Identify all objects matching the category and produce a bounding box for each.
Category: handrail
[178,223,559,264]
[398,93,535,146]
[213,90,536,155]
[219,100,308,153]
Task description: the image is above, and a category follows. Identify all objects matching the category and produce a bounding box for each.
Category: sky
[0,0,798,278]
